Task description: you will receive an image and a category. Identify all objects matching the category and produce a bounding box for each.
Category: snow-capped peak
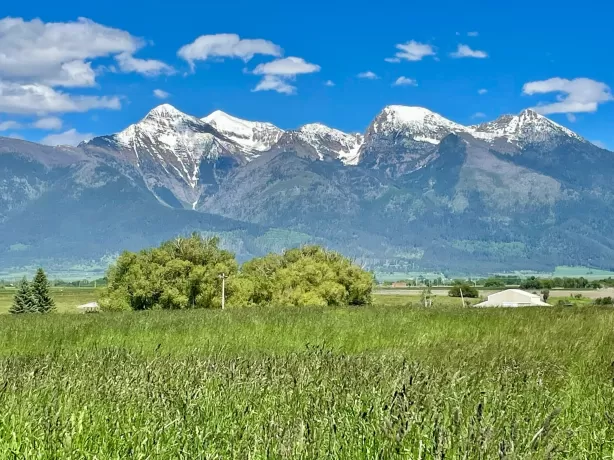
[471,108,584,145]
[296,122,364,165]
[202,110,283,152]
[369,105,469,144]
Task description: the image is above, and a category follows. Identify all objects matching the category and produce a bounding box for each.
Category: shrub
[448,284,479,298]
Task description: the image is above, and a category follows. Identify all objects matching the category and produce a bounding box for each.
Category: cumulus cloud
[450,44,488,58]
[253,75,296,95]
[115,52,175,76]
[478,88,488,95]
[393,76,417,86]
[0,17,169,87]
[324,80,335,87]
[153,89,170,99]
[357,71,379,80]
[0,120,22,131]
[33,117,63,130]
[40,128,94,146]
[388,41,436,62]
[178,33,282,70]
[251,57,320,94]
[0,81,121,114]
[522,77,613,114]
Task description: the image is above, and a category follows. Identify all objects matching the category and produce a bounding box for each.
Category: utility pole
[219,273,227,310]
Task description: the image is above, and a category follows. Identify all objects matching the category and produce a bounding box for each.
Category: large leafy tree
[237,245,373,308]
[10,277,36,314]
[101,234,239,311]
[31,268,55,313]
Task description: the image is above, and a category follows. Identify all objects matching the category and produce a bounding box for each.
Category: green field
[1,296,614,457]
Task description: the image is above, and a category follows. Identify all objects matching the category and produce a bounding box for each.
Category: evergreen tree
[31,268,55,313]
[10,277,35,314]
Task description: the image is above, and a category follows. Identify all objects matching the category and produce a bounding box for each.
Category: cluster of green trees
[10,269,55,314]
[519,276,601,290]
[101,234,374,311]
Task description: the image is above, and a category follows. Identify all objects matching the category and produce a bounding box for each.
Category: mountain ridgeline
[1,103,613,275]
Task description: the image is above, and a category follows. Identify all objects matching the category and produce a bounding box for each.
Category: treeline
[101,234,374,311]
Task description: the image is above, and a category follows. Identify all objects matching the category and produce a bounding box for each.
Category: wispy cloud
[471,112,487,119]
[357,71,379,80]
[40,128,94,146]
[450,44,488,59]
[387,41,436,62]
[324,80,335,87]
[467,31,479,37]
[153,89,170,99]
[393,76,417,86]
[0,120,22,131]
[478,88,488,95]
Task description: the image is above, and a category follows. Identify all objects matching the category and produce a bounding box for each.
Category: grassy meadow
[1,293,614,457]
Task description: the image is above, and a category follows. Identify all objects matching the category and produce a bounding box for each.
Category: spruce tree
[31,268,55,313]
[10,277,35,314]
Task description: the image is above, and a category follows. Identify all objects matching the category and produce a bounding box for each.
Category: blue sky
[0,0,612,149]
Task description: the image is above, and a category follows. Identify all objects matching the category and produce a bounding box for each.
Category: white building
[474,289,550,307]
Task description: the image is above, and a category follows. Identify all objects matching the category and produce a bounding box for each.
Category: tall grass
[1,301,614,457]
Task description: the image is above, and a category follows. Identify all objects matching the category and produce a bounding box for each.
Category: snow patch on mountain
[370,105,470,143]
[297,123,364,164]
[202,110,284,153]
[470,109,585,146]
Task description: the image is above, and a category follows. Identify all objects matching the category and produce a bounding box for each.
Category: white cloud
[115,52,174,76]
[178,33,282,70]
[252,75,296,95]
[467,31,479,37]
[324,80,335,87]
[253,57,320,76]
[592,140,608,149]
[522,77,613,114]
[251,57,320,95]
[388,41,436,62]
[0,81,121,114]
[478,88,488,95]
[357,71,379,80]
[472,112,487,119]
[0,120,22,131]
[0,17,167,87]
[153,89,170,99]
[33,117,63,130]
[450,44,488,58]
[40,128,94,146]
[566,113,577,122]
[384,57,401,63]
[393,76,417,86]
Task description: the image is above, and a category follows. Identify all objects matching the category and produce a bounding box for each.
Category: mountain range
[1,103,613,277]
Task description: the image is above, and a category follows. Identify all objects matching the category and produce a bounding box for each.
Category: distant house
[474,289,550,307]
[391,282,408,288]
[77,302,100,313]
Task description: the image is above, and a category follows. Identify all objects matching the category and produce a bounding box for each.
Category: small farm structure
[474,289,550,307]
[77,302,100,313]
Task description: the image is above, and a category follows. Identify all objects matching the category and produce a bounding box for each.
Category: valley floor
[1,297,614,457]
